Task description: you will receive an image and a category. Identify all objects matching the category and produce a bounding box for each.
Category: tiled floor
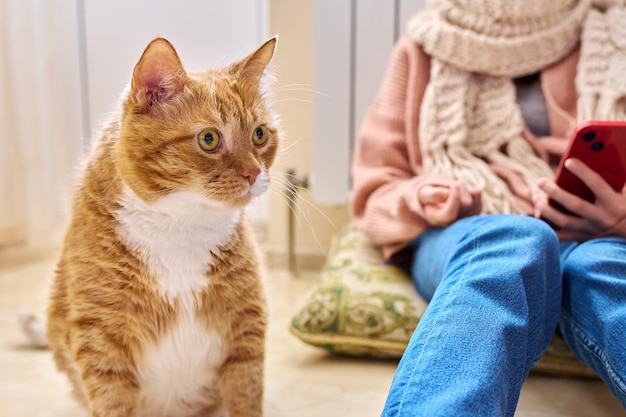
[1,246,625,417]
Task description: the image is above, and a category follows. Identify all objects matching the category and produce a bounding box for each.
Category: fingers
[458,184,473,208]
[534,173,618,240]
[440,183,461,218]
[538,158,626,234]
[419,184,479,208]
[564,158,616,202]
[536,174,593,219]
[418,183,481,227]
[534,196,594,240]
[418,184,457,226]
[418,185,449,205]
[467,187,482,216]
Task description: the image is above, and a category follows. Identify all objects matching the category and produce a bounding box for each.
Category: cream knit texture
[577,6,626,120]
[409,0,592,77]
[408,0,626,214]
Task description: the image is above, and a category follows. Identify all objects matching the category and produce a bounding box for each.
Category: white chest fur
[116,186,240,299]
[137,295,226,417]
[116,186,239,416]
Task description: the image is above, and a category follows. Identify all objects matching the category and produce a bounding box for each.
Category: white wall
[83,0,269,133]
[0,0,84,247]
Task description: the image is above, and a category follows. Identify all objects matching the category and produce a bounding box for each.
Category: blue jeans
[380,214,626,417]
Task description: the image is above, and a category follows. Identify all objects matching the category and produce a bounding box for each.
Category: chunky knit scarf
[408,0,626,214]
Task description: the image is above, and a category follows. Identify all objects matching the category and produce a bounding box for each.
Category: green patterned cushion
[290,223,597,378]
[290,223,426,358]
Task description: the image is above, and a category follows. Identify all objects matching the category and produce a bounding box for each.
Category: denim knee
[459,215,562,342]
[412,214,561,308]
[462,214,560,267]
[559,237,626,407]
[561,237,626,311]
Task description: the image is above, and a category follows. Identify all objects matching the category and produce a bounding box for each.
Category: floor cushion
[290,223,597,378]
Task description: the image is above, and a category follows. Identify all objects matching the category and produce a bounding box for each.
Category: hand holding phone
[549,120,626,214]
[537,120,626,240]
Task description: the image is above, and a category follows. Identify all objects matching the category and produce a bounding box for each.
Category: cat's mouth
[243,180,269,198]
[241,171,270,199]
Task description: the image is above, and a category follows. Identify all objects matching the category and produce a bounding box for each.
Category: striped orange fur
[46,37,278,417]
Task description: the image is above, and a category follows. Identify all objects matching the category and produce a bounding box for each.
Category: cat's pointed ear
[238,37,277,87]
[130,38,187,112]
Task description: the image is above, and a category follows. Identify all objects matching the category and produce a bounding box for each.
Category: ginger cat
[45,36,278,417]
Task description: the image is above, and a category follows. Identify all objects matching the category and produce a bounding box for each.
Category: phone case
[549,120,626,213]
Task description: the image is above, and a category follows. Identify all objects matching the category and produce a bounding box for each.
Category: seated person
[350,0,626,415]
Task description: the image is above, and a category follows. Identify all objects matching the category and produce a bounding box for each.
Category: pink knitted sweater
[350,35,626,261]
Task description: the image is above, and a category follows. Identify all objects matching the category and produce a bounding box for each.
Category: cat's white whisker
[268,186,330,260]
[275,137,302,155]
[274,84,330,98]
[272,98,316,105]
[268,173,338,258]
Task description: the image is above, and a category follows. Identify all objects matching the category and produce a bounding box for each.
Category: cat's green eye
[198,128,221,152]
[252,126,268,146]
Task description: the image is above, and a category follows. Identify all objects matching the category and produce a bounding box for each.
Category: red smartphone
[549,120,626,214]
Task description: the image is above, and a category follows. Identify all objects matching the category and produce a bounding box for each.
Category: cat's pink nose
[242,167,260,185]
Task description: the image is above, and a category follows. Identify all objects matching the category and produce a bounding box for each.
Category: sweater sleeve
[350,36,455,260]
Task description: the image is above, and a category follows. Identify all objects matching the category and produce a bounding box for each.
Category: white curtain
[0,0,85,248]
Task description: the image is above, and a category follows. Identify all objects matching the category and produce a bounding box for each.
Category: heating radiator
[311,0,426,206]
